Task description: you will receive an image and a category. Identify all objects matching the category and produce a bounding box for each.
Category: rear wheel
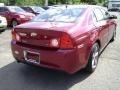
[0,29,5,33]
[11,20,18,27]
[85,43,100,73]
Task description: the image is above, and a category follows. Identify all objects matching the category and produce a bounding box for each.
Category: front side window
[100,9,110,19]
[33,8,85,23]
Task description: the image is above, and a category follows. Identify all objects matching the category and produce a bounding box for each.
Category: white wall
[108,1,120,9]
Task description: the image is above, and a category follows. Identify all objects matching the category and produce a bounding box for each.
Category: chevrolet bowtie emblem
[31,32,37,37]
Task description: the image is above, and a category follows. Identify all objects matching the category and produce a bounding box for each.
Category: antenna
[65,0,68,8]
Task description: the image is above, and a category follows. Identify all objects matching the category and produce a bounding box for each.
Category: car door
[100,8,116,42]
[93,8,109,50]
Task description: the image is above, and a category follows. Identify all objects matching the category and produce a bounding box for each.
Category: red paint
[11,5,117,74]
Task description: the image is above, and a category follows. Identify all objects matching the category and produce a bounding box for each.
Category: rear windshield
[33,8,85,23]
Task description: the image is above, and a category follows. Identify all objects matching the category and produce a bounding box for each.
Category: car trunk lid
[14,28,62,48]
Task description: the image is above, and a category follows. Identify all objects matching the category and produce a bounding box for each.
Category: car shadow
[0,61,91,90]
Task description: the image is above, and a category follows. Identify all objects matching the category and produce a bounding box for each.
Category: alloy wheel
[91,45,99,69]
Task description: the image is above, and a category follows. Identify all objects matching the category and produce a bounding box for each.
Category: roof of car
[50,5,106,9]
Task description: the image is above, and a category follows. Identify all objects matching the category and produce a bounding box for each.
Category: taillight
[11,29,21,42]
[60,33,74,49]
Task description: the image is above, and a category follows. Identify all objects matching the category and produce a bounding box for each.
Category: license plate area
[24,51,40,64]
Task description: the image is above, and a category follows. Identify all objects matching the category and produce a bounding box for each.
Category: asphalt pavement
[0,12,120,90]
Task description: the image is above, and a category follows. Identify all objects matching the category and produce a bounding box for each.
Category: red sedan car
[11,5,117,74]
[0,6,35,27]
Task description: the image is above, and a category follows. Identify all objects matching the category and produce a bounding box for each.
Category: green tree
[0,0,106,6]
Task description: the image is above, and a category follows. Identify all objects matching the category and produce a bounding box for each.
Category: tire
[0,29,5,33]
[11,20,18,27]
[85,43,100,73]
[110,30,116,42]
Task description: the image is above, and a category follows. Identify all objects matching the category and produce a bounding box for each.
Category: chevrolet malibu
[11,5,117,74]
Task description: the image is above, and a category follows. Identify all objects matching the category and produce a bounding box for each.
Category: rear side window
[93,8,104,21]
[92,13,97,23]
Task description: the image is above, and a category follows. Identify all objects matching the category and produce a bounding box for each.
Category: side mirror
[108,15,117,19]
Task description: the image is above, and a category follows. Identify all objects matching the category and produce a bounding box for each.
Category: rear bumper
[11,41,84,74]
